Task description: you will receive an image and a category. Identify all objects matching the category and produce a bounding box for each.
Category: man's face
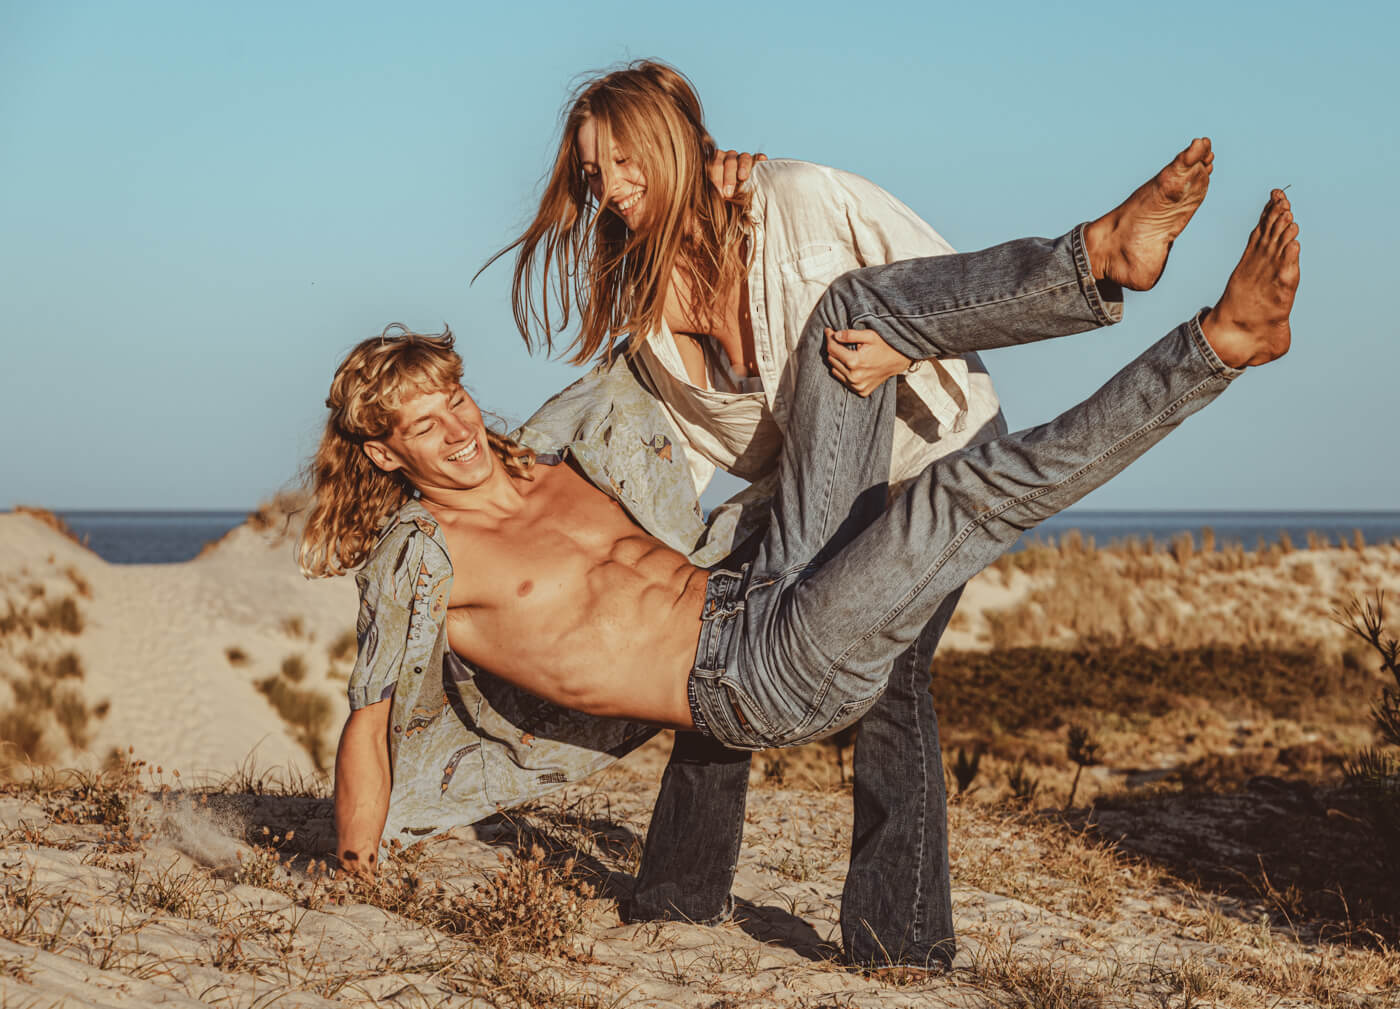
[365,386,495,493]
[576,116,652,233]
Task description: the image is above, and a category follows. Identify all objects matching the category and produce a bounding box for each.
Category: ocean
[53,510,252,564]
[38,508,1400,565]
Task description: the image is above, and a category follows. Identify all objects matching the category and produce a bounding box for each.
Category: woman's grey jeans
[686,225,1241,750]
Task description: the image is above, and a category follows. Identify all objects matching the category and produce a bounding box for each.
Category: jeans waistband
[688,566,749,745]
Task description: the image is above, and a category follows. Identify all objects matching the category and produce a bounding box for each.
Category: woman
[493,60,1005,971]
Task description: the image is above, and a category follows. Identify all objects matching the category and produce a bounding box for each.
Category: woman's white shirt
[634,158,1007,496]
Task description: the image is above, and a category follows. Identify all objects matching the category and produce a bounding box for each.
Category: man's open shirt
[347,347,767,842]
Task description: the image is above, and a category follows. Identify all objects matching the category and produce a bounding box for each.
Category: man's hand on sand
[708,149,768,198]
[335,846,377,882]
[1201,189,1300,368]
[1085,137,1215,291]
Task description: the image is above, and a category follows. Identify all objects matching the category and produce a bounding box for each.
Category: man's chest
[436,467,649,609]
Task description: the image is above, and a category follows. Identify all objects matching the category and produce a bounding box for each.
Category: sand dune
[2,510,1398,1007]
[0,510,354,778]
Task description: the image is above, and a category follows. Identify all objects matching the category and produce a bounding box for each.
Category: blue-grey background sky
[2,0,1394,511]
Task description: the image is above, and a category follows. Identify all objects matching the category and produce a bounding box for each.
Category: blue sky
[2,0,1395,510]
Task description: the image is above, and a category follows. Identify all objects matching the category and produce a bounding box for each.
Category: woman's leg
[841,591,960,970]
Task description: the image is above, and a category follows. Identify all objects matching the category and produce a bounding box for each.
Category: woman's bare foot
[1085,138,1214,291]
[1201,190,1300,368]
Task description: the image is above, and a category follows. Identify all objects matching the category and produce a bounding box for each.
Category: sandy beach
[2,507,1399,1007]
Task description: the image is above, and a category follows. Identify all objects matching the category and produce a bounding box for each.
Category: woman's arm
[333,698,392,878]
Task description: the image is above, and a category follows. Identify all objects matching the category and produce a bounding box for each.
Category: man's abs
[440,461,705,728]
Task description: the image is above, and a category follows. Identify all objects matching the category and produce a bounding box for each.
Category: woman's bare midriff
[437,461,708,729]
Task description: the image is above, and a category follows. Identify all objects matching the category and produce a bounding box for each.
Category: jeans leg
[743,314,1242,744]
[830,225,1121,360]
[842,590,960,970]
[752,228,1118,582]
[625,735,751,924]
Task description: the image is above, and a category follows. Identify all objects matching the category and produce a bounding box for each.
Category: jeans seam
[822,368,1227,671]
[848,278,1082,336]
[1069,222,1119,328]
[907,640,929,940]
[1187,307,1245,378]
[816,385,853,543]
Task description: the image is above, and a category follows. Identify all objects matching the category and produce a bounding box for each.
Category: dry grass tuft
[933,643,1367,744]
[471,843,597,958]
[34,596,82,635]
[254,654,333,772]
[62,565,91,598]
[1,608,102,761]
[10,507,90,551]
[326,629,357,665]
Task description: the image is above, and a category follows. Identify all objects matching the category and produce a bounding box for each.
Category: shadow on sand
[1066,774,1399,945]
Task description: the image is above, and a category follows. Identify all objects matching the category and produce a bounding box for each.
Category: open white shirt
[634,159,1007,495]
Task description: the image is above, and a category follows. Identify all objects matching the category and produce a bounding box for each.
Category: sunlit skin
[575,116,760,388]
[364,387,707,729]
[332,181,1300,876]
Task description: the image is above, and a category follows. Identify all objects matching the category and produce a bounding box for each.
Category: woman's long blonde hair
[489,60,752,364]
[298,325,535,578]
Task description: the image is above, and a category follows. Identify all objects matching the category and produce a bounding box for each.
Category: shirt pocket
[774,244,861,352]
[777,243,842,284]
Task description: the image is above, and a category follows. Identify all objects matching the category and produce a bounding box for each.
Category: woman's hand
[824,327,914,397]
[707,149,767,198]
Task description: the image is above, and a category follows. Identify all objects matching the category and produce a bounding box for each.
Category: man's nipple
[517,580,533,598]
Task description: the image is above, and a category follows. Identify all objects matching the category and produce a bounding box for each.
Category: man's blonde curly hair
[298,324,535,578]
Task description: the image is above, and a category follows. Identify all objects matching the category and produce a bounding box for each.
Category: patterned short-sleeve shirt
[348,347,768,841]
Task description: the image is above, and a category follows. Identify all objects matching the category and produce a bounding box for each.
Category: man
[309,184,1298,953]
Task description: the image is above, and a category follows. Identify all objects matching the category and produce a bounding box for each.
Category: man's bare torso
[436,458,707,728]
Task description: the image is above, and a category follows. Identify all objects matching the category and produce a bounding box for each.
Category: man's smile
[446,436,480,463]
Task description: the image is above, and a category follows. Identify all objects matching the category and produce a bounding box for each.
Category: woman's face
[575,116,651,232]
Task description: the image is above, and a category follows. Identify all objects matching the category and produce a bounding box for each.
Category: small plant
[1006,762,1040,806]
[52,687,92,747]
[280,615,307,639]
[951,746,982,796]
[256,669,333,771]
[326,629,358,665]
[63,566,91,598]
[35,596,82,634]
[234,827,299,888]
[471,843,595,958]
[118,860,220,918]
[225,645,250,666]
[280,654,308,683]
[1333,590,1400,859]
[0,864,78,952]
[1064,723,1102,810]
[761,753,787,786]
[0,709,47,761]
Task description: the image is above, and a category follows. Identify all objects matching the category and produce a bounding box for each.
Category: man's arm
[334,698,391,877]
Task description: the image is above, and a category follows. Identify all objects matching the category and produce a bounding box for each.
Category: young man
[307,186,1298,952]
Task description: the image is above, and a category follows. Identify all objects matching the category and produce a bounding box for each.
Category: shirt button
[414,666,422,673]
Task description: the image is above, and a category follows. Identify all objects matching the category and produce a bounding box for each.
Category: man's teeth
[446,440,479,462]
